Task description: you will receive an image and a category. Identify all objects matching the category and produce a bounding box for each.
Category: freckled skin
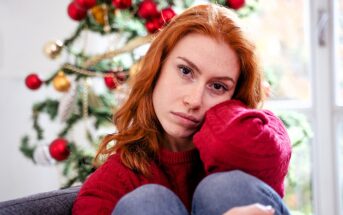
[152,33,240,151]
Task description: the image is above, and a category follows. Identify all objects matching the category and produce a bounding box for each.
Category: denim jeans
[112,170,290,215]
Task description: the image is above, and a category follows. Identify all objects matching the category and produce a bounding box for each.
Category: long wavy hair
[94,3,263,175]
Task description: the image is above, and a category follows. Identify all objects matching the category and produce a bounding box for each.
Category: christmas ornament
[67,1,87,21]
[53,71,71,92]
[159,7,176,25]
[138,0,159,19]
[25,73,42,90]
[227,0,245,10]
[104,74,118,89]
[145,17,162,33]
[75,0,97,10]
[115,71,127,83]
[58,84,78,122]
[43,40,63,59]
[112,0,132,9]
[33,144,55,165]
[91,5,106,25]
[49,138,70,161]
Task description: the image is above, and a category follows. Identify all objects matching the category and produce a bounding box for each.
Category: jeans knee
[113,184,188,215]
[192,170,289,215]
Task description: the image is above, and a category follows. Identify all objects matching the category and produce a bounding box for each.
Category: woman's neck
[160,134,195,152]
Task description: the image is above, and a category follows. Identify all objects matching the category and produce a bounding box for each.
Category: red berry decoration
[104,75,118,89]
[75,0,97,10]
[112,0,132,9]
[49,138,70,161]
[67,2,87,21]
[138,0,159,19]
[159,7,176,25]
[227,0,245,10]
[25,73,42,90]
[145,17,162,33]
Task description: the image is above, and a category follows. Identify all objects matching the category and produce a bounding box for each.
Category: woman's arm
[193,99,292,197]
[72,155,134,215]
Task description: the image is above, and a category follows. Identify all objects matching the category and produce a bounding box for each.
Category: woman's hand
[223,203,275,215]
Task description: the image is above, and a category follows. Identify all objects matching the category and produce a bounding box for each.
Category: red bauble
[75,0,97,10]
[104,75,118,89]
[227,0,245,10]
[25,73,42,90]
[145,17,162,33]
[49,138,70,161]
[112,0,132,9]
[159,7,176,25]
[67,2,87,21]
[138,0,159,19]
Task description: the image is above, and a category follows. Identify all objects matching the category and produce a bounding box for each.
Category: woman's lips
[171,111,201,127]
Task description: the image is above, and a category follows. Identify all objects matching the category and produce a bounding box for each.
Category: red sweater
[72,149,205,215]
[193,100,291,197]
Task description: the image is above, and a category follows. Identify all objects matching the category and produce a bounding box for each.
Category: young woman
[73,3,291,215]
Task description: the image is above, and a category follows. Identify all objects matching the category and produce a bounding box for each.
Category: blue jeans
[112,170,290,215]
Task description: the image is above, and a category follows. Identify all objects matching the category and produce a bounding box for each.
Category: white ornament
[58,83,78,122]
[33,144,56,166]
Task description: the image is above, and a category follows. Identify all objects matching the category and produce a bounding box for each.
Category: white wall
[0,0,77,201]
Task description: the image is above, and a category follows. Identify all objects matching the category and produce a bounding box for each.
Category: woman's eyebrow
[177,56,235,84]
[177,56,201,74]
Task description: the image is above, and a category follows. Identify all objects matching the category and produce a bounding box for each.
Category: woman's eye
[210,82,228,94]
[178,65,193,77]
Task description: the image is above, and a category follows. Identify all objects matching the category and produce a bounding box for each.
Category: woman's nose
[183,85,204,111]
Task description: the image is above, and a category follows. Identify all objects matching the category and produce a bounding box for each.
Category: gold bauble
[90,5,106,25]
[43,40,63,59]
[129,62,141,78]
[53,71,71,92]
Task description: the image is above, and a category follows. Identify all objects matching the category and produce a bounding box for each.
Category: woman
[73,3,291,215]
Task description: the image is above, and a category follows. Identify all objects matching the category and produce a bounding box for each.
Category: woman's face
[152,33,240,149]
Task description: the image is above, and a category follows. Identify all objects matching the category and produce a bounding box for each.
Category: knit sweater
[193,99,292,197]
[72,149,205,215]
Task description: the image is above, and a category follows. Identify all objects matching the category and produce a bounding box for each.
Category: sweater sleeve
[72,155,133,215]
[193,100,292,197]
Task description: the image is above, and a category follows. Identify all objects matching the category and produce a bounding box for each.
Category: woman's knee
[192,170,289,215]
[113,184,188,215]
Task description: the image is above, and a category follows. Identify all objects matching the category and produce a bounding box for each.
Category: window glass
[241,0,310,102]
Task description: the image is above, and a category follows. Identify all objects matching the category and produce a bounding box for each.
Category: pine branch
[20,136,35,161]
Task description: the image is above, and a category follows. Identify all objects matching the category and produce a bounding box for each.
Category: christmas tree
[20,0,260,188]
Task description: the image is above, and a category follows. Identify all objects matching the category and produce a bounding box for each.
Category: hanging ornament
[227,0,245,10]
[75,0,97,10]
[53,71,71,92]
[159,7,176,25]
[115,71,127,84]
[49,138,70,161]
[138,0,159,19]
[112,0,132,9]
[58,83,79,122]
[104,74,118,90]
[25,73,42,90]
[67,1,87,21]
[43,40,64,59]
[129,62,140,78]
[82,79,90,119]
[33,144,55,166]
[145,17,162,33]
[91,5,106,25]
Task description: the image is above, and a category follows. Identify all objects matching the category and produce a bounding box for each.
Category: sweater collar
[158,148,200,164]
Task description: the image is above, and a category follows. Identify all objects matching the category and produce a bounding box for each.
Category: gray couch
[0,186,80,215]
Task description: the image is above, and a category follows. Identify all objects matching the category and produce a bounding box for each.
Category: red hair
[94,4,263,175]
